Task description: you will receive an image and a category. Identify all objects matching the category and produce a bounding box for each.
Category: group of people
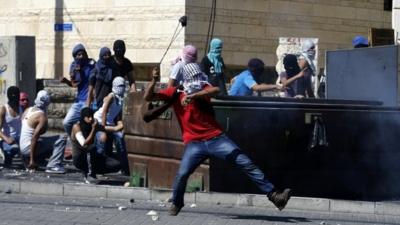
[0,40,134,184]
[0,38,294,216]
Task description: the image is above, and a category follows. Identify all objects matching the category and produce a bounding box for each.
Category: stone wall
[0,0,392,81]
[186,0,392,68]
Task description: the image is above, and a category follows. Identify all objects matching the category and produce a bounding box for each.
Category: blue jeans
[1,140,19,165]
[172,134,274,207]
[95,131,130,175]
[20,135,67,168]
[63,101,86,136]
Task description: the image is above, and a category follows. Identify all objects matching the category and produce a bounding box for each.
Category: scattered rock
[118,206,127,211]
[190,203,196,208]
[5,188,12,194]
[123,182,130,187]
[130,198,135,203]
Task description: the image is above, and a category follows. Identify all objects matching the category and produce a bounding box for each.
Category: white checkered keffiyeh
[181,63,209,94]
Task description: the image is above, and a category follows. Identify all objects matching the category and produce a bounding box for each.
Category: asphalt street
[0,193,399,225]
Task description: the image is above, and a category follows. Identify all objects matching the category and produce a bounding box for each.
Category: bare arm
[72,121,98,147]
[144,67,165,102]
[181,86,220,106]
[128,70,137,93]
[0,106,14,144]
[28,113,46,169]
[167,78,175,88]
[101,94,113,127]
[281,69,307,87]
[86,84,94,107]
[251,83,281,92]
[105,120,123,133]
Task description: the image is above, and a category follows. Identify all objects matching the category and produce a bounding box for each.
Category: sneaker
[267,188,292,211]
[169,203,183,216]
[45,165,66,174]
[84,175,98,184]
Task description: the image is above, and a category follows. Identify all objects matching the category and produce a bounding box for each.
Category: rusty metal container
[123,90,209,191]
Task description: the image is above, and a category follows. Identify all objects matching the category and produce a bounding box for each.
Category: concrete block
[331,199,375,214]
[20,182,63,196]
[375,202,400,216]
[63,183,107,198]
[0,180,20,193]
[107,186,151,200]
[195,192,237,206]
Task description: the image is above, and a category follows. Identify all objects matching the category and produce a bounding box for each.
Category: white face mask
[183,80,204,95]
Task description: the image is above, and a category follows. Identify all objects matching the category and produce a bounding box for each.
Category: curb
[0,179,399,216]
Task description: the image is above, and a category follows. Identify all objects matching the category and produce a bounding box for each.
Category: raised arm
[144,67,166,102]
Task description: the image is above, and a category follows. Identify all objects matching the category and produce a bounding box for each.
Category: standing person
[167,45,198,87]
[200,38,227,95]
[111,40,136,93]
[94,77,130,176]
[71,107,120,183]
[19,90,67,173]
[297,40,316,98]
[0,86,22,167]
[279,54,308,98]
[19,91,30,112]
[229,58,282,96]
[144,63,291,216]
[87,47,113,109]
[62,43,95,136]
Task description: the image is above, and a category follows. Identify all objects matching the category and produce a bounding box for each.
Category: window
[384,0,392,11]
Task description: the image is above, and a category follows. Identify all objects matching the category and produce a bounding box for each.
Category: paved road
[0,193,399,225]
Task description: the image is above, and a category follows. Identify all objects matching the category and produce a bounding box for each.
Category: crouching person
[19,90,67,173]
[94,77,130,176]
[71,107,120,183]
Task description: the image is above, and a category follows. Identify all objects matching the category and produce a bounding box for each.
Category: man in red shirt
[144,63,291,216]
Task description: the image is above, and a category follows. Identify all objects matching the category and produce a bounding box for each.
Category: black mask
[7,86,20,107]
[79,107,94,138]
[283,54,300,78]
[113,40,126,57]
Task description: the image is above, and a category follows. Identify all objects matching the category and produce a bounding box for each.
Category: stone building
[0,0,392,82]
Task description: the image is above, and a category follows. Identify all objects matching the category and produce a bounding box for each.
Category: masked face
[7,86,20,107]
[112,77,126,97]
[34,90,50,112]
[113,40,126,58]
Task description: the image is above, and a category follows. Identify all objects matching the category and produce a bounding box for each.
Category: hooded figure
[300,40,316,75]
[181,63,209,95]
[34,90,51,112]
[95,47,113,84]
[181,45,198,64]
[207,38,223,74]
[71,44,89,72]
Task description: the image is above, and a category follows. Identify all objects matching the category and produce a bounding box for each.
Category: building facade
[0,0,392,82]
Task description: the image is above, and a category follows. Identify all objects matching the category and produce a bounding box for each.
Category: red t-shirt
[158,86,223,144]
